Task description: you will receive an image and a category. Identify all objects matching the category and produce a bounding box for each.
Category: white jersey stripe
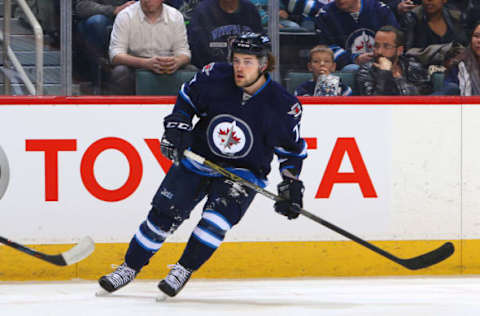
[135,230,164,251]
[203,210,231,231]
[193,227,221,248]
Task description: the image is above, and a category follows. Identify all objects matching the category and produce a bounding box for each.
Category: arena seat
[135,69,197,95]
[431,72,445,93]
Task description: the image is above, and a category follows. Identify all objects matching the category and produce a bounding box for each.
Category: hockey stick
[0,235,95,266]
[183,150,454,270]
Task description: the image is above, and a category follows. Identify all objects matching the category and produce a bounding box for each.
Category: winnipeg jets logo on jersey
[346,28,375,55]
[288,102,302,118]
[207,114,253,159]
[202,63,215,76]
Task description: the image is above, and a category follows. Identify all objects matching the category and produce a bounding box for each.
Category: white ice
[1,276,479,315]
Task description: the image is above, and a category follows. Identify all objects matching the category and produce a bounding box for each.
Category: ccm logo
[25,137,376,202]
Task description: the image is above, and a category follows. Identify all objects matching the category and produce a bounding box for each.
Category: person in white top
[108,0,192,94]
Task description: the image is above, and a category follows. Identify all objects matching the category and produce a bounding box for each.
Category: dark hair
[265,53,276,72]
[377,25,405,47]
[469,21,480,39]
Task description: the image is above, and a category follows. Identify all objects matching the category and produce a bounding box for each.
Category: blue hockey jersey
[314,0,399,69]
[172,62,308,186]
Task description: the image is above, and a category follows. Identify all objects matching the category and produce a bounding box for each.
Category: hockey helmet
[231,32,271,57]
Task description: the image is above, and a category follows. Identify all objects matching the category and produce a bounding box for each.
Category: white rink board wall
[0,103,463,244]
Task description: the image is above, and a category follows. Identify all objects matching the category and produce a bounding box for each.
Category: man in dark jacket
[75,0,136,90]
[357,25,432,95]
[187,0,263,68]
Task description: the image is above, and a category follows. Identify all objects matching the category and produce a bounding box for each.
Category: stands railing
[60,1,72,96]
[267,0,280,82]
[2,0,43,95]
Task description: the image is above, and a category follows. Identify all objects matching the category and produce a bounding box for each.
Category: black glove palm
[274,178,304,220]
[160,113,192,163]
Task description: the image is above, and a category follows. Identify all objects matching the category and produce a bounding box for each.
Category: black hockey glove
[161,113,192,163]
[274,178,304,220]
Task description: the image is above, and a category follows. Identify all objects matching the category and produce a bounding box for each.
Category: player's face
[422,0,446,15]
[373,31,403,63]
[232,53,263,88]
[308,52,336,78]
[471,25,480,58]
[140,0,164,14]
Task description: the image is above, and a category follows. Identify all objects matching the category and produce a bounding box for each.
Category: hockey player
[97,32,308,298]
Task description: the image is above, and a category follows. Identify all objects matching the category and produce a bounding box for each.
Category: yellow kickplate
[0,239,466,281]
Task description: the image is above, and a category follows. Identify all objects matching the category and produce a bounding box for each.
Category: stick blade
[399,242,454,270]
[61,236,95,265]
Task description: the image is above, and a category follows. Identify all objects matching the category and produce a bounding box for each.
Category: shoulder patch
[202,62,215,76]
[288,102,302,118]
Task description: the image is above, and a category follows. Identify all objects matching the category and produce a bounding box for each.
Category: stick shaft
[0,235,94,266]
[183,150,454,270]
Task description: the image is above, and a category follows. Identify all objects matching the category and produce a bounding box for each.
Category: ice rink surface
[1,276,480,316]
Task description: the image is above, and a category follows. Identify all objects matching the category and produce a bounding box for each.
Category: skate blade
[95,288,111,297]
[156,293,168,302]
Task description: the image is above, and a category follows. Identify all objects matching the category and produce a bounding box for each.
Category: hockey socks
[125,219,169,271]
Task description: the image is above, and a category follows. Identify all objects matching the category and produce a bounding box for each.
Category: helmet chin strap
[243,64,267,89]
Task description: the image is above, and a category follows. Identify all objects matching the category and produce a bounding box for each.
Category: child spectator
[294,45,352,96]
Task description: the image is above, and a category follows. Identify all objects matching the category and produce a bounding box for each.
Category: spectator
[357,25,432,95]
[283,0,326,17]
[294,45,352,96]
[188,0,262,68]
[250,0,302,29]
[443,22,480,95]
[108,0,191,94]
[164,0,201,24]
[75,0,136,89]
[16,0,60,47]
[383,0,419,29]
[281,0,327,31]
[314,0,400,71]
[403,0,468,66]
[446,0,468,11]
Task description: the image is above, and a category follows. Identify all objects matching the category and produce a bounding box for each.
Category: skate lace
[164,264,191,290]
[106,263,136,289]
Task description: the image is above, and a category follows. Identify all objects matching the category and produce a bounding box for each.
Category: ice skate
[97,263,137,294]
[158,263,192,297]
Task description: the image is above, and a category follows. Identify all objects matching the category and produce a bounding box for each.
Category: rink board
[0,96,477,280]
